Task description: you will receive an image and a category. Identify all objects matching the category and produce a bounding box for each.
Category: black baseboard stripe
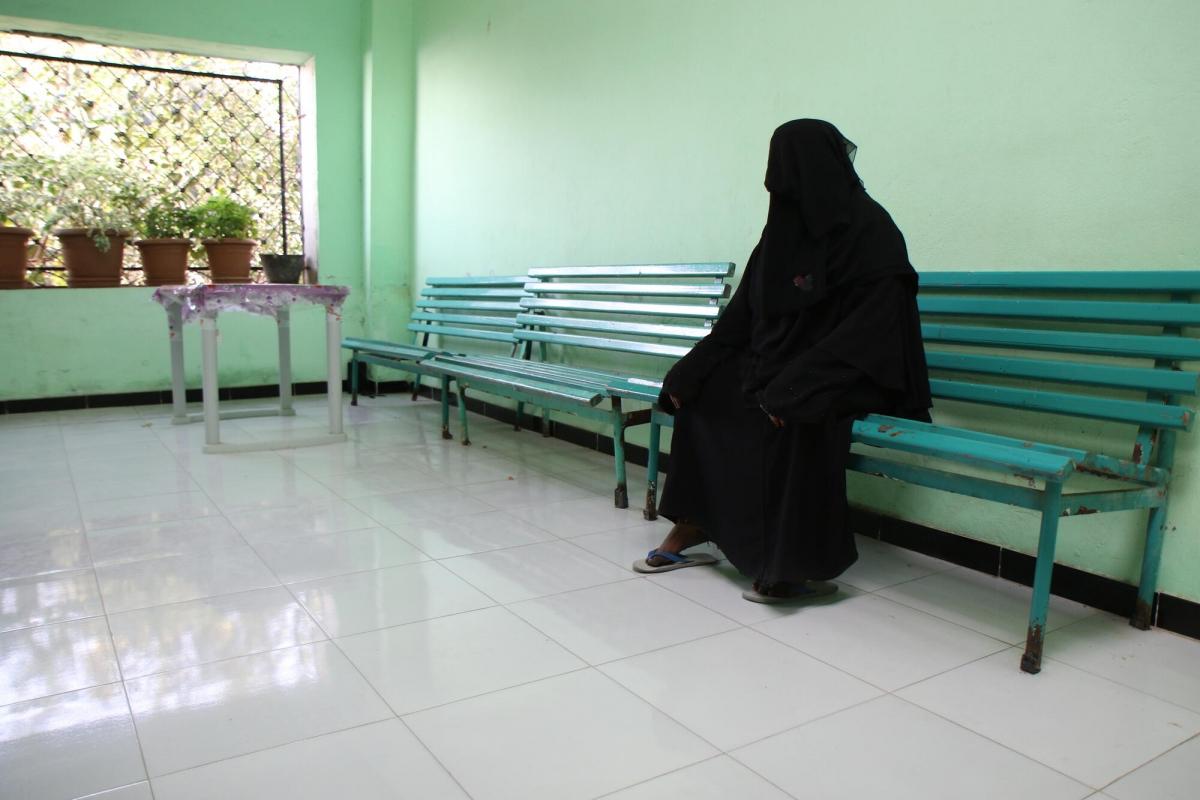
[4,379,1196,641]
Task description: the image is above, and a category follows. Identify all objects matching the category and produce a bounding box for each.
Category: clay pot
[57,229,130,288]
[261,253,304,284]
[202,238,257,284]
[0,226,33,289]
[136,238,191,286]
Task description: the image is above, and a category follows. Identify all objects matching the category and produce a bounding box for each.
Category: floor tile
[338,606,584,714]
[441,540,632,603]
[96,545,279,613]
[226,499,380,542]
[0,617,120,706]
[734,695,1090,800]
[87,517,245,567]
[568,521,678,566]
[151,719,468,799]
[291,562,494,637]
[389,509,557,558]
[897,650,1200,787]
[602,628,880,750]
[1105,733,1200,800]
[600,756,793,800]
[126,640,393,776]
[81,491,218,532]
[108,587,326,678]
[73,468,199,504]
[203,475,339,516]
[461,473,593,509]
[406,669,716,800]
[0,531,91,580]
[510,579,737,664]
[755,592,1009,690]
[0,570,104,632]
[1044,613,1200,713]
[837,535,955,591]
[314,464,449,498]
[0,503,84,539]
[253,526,428,583]
[349,488,497,527]
[505,495,652,538]
[0,684,146,800]
[877,567,1096,644]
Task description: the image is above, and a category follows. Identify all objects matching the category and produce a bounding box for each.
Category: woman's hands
[759,400,785,428]
[669,393,683,411]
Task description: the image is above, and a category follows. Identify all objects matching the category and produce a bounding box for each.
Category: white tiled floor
[1,394,1198,800]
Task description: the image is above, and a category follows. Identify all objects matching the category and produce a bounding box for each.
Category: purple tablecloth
[152,284,350,322]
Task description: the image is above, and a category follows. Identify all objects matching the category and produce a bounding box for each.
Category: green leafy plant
[139,196,194,239]
[45,155,144,251]
[190,194,256,240]
[0,154,58,229]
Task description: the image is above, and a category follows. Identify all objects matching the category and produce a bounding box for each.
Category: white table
[153,284,350,453]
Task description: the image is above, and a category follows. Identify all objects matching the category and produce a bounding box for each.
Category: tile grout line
[62,418,160,800]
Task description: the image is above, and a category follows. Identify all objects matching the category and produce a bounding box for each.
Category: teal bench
[628,269,1200,673]
[417,263,736,507]
[343,275,532,439]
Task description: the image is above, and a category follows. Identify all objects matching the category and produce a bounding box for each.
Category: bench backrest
[917,270,1200,466]
[409,275,534,356]
[517,263,736,375]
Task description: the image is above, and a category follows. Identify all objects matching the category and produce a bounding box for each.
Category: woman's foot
[743,580,838,605]
[644,522,707,567]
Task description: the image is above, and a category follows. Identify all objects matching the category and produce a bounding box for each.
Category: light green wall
[0,0,415,397]
[410,1,1200,601]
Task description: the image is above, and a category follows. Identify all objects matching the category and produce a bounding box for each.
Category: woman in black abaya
[633,119,931,603]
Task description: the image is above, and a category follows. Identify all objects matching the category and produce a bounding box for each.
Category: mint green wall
[0,0,415,397]
[410,1,1200,601]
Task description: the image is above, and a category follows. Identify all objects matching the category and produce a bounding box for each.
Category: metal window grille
[0,32,303,286]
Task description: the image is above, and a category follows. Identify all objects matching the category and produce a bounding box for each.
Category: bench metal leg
[515,401,525,431]
[643,420,661,520]
[1132,500,1168,630]
[541,408,552,437]
[350,353,360,406]
[611,398,629,509]
[411,373,421,401]
[1022,481,1064,674]
[456,381,471,446]
[439,375,453,439]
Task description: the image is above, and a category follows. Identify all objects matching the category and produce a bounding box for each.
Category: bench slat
[422,287,530,298]
[411,311,518,329]
[515,329,692,358]
[922,323,1200,361]
[417,299,526,312]
[521,297,721,319]
[342,338,433,360]
[919,296,1200,327]
[853,421,1075,481]
[423,360,605,406]
[930,378,1194,429]
[529,263,735,278]
[925,351,1200,395]
[431,354,611,392]
[525,282,729,298]
[920,271,1200,292]
[468,354,627,384]
[406,323,515,343]
[515,313,709,341]
[425,275,528,287]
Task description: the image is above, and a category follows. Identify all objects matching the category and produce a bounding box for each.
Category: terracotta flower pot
[136,238,191,286]
[202,238,257,284]
[0,226,33,289]
[57,229,130,288]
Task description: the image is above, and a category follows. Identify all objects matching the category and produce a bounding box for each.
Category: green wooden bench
[343,275,532,439]
[416,263,736,506]
[624,269,1200,674]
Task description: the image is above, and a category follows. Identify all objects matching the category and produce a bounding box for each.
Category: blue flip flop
[632,549,718,574]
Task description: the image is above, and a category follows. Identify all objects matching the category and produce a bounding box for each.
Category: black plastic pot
[261,253,305,284]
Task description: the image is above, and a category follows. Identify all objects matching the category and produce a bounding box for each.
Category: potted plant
[48,158,142,288]
[135,197,194,286]
[0,155,56,289]
[191,194,257,284]
[260,253,305,284]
